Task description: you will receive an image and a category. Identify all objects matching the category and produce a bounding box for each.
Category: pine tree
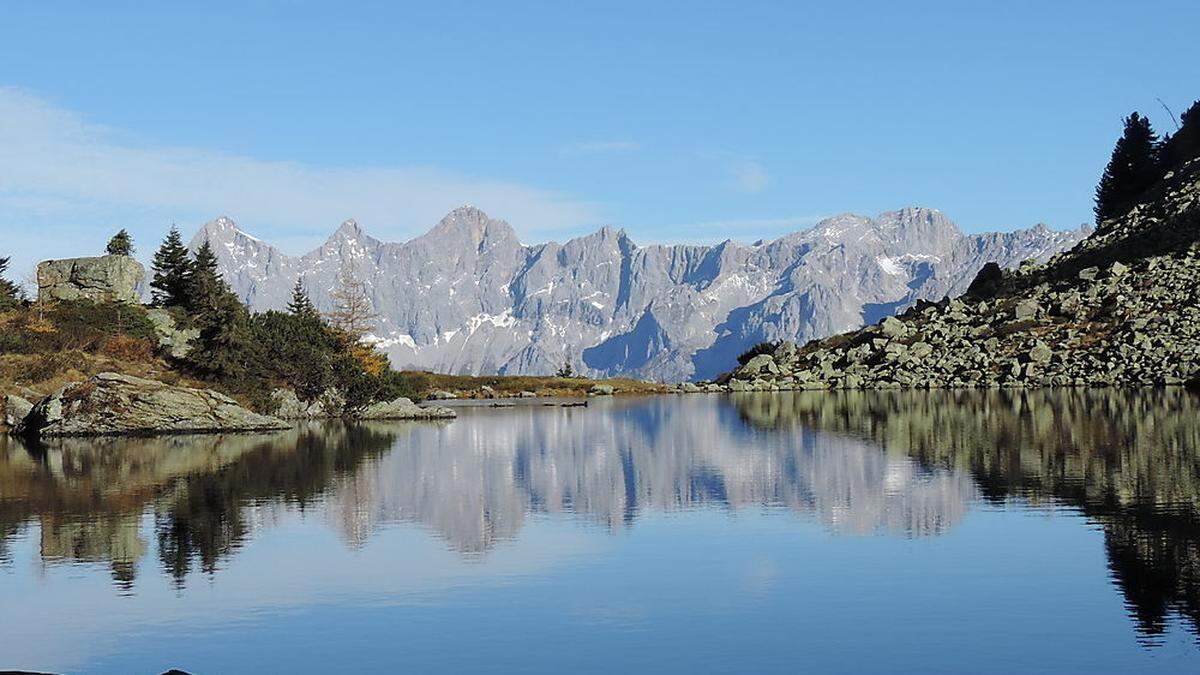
[0,256,20,310]
[106,229,134,256]
[181,240,259,382]
[287,277,318,319]
[187,240,224,315]
[1094,112,1164,224]
[325,268,377,340]
[1161,100,1200,171]
[150,227,193,307]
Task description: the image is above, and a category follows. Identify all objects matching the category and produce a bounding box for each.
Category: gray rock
[3,394,33,429]
[588,384,615,396]
[17,373,289,437]
[270,388,346,419]
[37,255,144,305]
[1027,341,1053,364]
[428,390,458,400]
[357,397,456,420]
[736,354,779,379]
[879,316,907,338]
[1013,299,1041,320]
[145,308,200,359]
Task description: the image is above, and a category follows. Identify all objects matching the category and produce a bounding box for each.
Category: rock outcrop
[358,396,456,420]
[37,255,144,304]
[17,373,290,437]
[696,158,1200,392]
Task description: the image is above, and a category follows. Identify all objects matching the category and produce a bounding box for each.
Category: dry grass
[402,371,669,398]
[0,351,213,401]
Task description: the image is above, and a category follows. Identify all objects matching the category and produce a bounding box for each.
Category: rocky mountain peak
[195,216,246,242]
[200,206,1088,381]
[326,219,367,244]
[189,217,273,259]
[422,205,518,251]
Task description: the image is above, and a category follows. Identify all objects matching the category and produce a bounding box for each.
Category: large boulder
[17,372,290,437]
[37,255,144,305]
[357,396,456,420]
[588,383,615,396]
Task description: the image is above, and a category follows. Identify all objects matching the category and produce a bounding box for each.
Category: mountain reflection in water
[2,389,1199,646]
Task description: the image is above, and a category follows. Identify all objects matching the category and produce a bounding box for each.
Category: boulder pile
[681,159,1200,392]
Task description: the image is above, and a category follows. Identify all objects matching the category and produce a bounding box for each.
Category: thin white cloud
[559,140,641,156]
[0,87,599,262]
[728,159,771,194]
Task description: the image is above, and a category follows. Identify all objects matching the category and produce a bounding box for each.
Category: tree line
[1095,99,1200,223]
[144,227,416,410]
[0,226,423,412]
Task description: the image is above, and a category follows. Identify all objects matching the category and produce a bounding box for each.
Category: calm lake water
[2,390,1199,673]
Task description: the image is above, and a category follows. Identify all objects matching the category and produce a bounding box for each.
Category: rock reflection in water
[731,388,1200,641]
[0,398,974,577]
[330,400,976,553]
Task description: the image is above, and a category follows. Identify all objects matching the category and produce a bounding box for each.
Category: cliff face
[195,207,1087,381]
[714,158,1200,391]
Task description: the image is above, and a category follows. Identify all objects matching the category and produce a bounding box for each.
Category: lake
[2,390,1199,673]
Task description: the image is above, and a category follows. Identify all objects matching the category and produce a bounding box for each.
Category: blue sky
[1,0,1198,277]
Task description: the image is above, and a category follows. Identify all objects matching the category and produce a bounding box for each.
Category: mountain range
[191,207,1089,381]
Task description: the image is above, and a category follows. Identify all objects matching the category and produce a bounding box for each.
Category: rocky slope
[716,158,1200,391]
[193,208,1087,381]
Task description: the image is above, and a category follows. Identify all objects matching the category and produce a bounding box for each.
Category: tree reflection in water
[731,388,1200,642]
[1,389,1198,643]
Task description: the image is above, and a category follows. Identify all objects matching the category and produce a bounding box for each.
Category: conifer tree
[287,277,318,319]
[183,240,258,381]
[150,227,193,307]
[0,256,20,310]
[1161,100,1200,171]
[1094,112,1163,224]
[106,229,134,256]
[187,240,224,314]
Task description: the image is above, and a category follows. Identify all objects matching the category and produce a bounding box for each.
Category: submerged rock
[17,373,290,437]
